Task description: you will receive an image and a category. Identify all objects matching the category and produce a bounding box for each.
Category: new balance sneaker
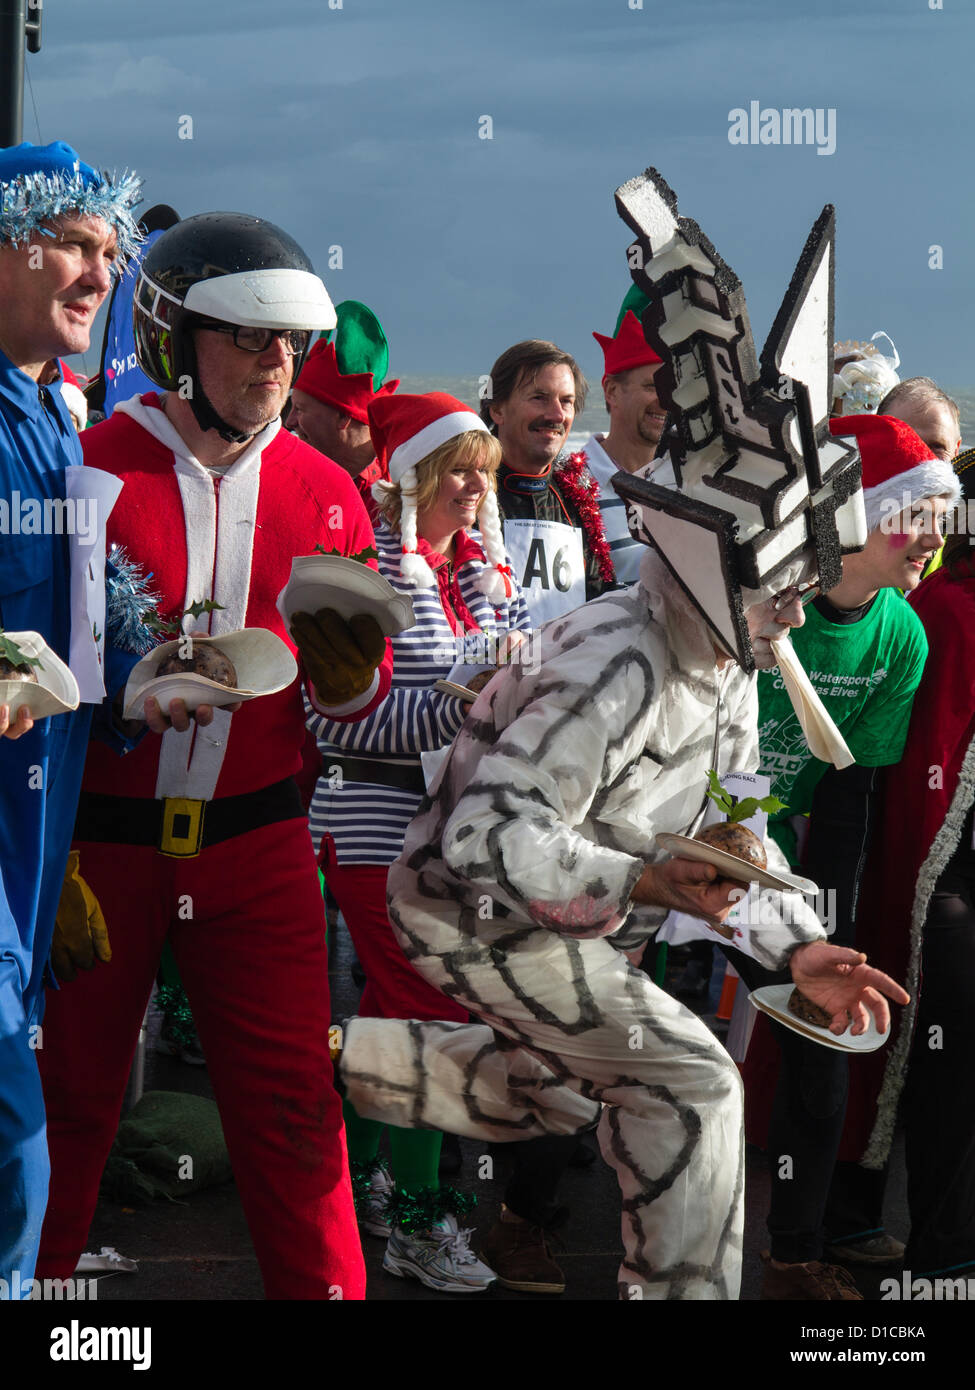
[383,1214,497,1293]
[355,1161,394,1238]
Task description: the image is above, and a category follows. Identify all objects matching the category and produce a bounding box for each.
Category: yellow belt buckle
[158,797,206,858]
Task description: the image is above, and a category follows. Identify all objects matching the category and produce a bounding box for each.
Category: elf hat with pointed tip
[294,299,399,423]
[829,413,959,530]
[593,310,662,380]
[368,391,512,600]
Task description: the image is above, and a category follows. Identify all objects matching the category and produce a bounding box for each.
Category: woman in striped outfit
[307,393,532,1293]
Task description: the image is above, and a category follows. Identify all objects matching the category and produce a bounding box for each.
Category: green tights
[343,1098,442,1193]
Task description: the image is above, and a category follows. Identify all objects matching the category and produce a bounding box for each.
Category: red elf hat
[592,310,663,380]
[293,337,399,424]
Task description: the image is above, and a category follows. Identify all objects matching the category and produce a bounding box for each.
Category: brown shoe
[760,1250,863,1300]
[483,1213,566,1294]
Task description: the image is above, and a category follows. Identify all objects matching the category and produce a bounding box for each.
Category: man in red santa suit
[35,213,393,1300]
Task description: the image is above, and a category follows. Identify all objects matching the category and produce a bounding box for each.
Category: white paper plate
[654,832,818,895]
[276,553,415,637]
[434,679,477,703]
[749,983,888,1053]
[122,629,298,720]
[0,630,80,718]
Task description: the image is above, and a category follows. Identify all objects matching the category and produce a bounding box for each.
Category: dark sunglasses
[197,322,311,356]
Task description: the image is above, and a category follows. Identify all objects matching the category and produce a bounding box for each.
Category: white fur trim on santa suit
[862,460,961,532]
[60,380,88,429]
[387,411,486,481]
[307,670,380,719]
[115,394,277,800]
[862,723,975,1169]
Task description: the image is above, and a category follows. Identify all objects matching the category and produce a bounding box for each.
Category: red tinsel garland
[554,452,616,582]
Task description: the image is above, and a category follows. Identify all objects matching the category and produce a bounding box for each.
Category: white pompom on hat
[368,390,514,597]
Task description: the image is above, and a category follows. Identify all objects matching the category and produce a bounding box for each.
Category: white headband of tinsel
[372,472,514,600]
[0,165,144,262]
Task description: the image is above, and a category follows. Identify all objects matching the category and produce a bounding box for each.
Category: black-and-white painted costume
[342,550,826,1299]
[342,167,874,1299]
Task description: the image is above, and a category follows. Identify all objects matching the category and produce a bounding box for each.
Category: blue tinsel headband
[0,142,144,262]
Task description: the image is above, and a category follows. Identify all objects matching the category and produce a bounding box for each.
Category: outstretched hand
[789,940,910,1037]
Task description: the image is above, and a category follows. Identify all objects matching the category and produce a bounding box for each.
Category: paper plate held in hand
[0,631,80,718]
[749,983,887,1052]
[434,679,478,703]
[654,831,818,895]
[276,554,415,637]
[122,629,297,720]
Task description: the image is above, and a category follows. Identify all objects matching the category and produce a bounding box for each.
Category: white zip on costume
[114,397,276,799]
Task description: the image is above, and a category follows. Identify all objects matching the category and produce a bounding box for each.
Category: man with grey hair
[878,377,961,463]
[0,139,144,1293]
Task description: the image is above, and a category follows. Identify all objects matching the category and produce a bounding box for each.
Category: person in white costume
[337,168,910,1299]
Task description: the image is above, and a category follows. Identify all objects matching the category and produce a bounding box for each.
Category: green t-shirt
[757,588,928,863]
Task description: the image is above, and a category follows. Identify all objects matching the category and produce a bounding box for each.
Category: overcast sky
[21,0,973,389]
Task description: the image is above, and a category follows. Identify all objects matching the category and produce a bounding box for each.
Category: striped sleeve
[306,684,468,755]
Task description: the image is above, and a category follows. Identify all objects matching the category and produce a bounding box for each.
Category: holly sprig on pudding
[694,770,787,870]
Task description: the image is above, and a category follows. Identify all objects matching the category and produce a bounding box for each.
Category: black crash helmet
[133,211,335,441]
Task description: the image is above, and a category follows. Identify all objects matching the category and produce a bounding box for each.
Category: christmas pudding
[156,641,238,688]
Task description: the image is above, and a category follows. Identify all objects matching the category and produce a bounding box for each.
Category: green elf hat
[295,299,399,423]
[614,283,651,335]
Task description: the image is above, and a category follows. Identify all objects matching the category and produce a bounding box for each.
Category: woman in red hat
[307,392,532,1294]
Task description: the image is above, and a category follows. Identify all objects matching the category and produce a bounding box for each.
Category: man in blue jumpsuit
[0,141,144,1290]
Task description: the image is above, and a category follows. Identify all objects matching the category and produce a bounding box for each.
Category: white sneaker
[383,1213,497,1293]
[74,1247,138,1274]
[357,1162,394,1238]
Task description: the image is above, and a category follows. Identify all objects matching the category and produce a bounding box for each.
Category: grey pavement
[81,930,911,1304]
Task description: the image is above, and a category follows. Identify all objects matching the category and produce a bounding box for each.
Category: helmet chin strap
[181,331,259,445]
[188,384,256,444]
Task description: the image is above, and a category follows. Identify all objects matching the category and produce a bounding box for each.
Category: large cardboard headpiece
[611,168,867,672]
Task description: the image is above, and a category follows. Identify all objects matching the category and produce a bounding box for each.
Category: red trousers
[321,836,467,1024]
[37,818,366,1300]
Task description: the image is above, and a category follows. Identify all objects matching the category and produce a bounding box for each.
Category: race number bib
[502,518,586,623]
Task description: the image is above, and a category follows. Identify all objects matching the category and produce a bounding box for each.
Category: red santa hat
[58,360,88,430]
[293,337,399,424]
[829,413,960,530]
[592,310,663,380]
[368,391,512,599]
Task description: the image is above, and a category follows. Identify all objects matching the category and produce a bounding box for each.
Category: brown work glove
[291,608,386,705]
[51,851,112,983]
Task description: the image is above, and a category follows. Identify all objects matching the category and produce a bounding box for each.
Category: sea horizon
[396,375,975,456]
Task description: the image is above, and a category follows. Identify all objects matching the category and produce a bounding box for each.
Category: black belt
[75,777,305,859]
[322,755,426,795]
